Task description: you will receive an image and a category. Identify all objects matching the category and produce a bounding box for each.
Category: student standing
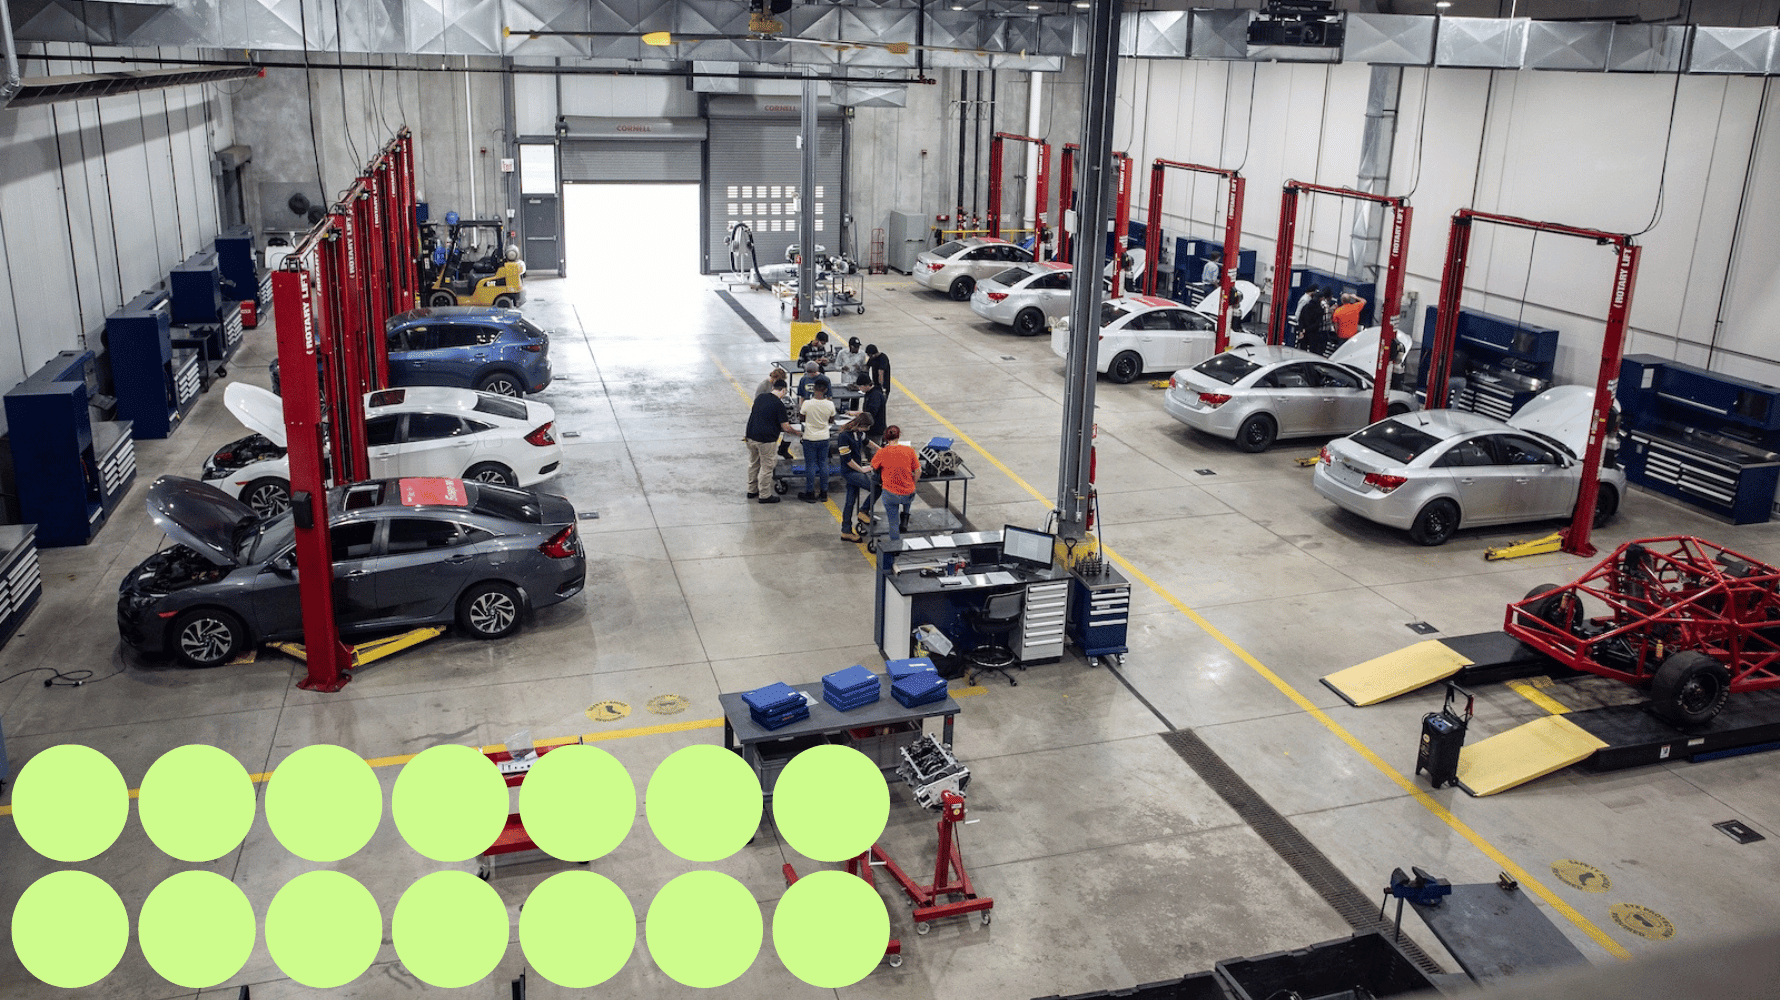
[835,413,876,542]
[798,330,834,367]
[798,378,837,503]
[745,379,798,504]
[870,425,921,541]
[1294,292,1325,353]
[855,371,887,444]
[1332,292,1368,342]
[833,337,868,379]
[865,344,892,397]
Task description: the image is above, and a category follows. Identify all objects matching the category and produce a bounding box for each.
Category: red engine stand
[872,790,993,933]
[782,857,903,968]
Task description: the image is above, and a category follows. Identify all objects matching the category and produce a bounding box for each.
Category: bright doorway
[562,183,702,296]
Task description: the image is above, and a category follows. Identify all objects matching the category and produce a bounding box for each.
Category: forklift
[417,212,526,308]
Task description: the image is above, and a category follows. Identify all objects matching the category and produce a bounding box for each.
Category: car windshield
[933,241,966,258]
[240,510,295,564]
[1100,302,1136,327]
[473,394,529,420]
[1196,354,1263,385]
[470,483,542,523]
[1522,428,1577,461]
[1351,419,1444,464]
[992,266,1037,286]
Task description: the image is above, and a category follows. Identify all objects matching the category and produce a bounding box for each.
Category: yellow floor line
[893,372,1632,961]
[1506,678,1573,716]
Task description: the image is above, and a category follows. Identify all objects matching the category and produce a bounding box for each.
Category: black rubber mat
[715,289,778,342]
[1159,728,1445,977]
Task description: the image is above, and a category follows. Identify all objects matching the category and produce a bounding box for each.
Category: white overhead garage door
[559,116,705,183]
[704,96,843,273]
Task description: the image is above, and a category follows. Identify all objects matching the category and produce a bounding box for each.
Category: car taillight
[1364,472,1408,493]
[525,422,555,446]
[521,342,544,353]
[986,292,1008,303]
[1198,392,1231,407]
[540,524,579,559]
[1318,445,1331,465]
[1169,376,1179,390]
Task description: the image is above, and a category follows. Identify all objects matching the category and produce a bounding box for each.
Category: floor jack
[269,626,447,667]
[1483,530,1567,561]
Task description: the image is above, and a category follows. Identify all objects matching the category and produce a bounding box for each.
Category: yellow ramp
[1457,716,1607,797]
[1321,640,1474,707]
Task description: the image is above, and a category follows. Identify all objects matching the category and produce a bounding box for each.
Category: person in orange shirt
[869,425,921,541]
[1332,292,1367,342]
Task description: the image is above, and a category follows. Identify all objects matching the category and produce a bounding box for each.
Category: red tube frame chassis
[1503,535,1780,693]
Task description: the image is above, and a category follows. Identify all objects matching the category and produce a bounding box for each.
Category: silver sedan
[1164,330,1417,452]
[970,263,1074,335]
[1312,386,1626,546]
[914,237,1034,301]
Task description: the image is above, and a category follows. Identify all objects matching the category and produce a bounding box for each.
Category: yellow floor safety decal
[1455,716,1608,797]
[1321,639,1474,706]
[646,694,691,715]
[1609,903,1676,940]
[1551,860,1612,893]
[586,700,632,722]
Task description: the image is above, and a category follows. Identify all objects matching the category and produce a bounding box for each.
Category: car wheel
[241,477,292,517]
[1235,413,1277,453]
[948,276,974,301]
[1408,498,1460,546]
[428,291,457,307]
[1108,351,1142,384]
[465,462,517,486]
[171,608,247,668]
[1588,483,1620,529]
[1013,308,1044,337]
[493,294,517,309]
[458,582,524,640]
[1520,583,1581,634]
[1651,650,1731,725]
[1387,402,1411,417]
[476,372,523,397]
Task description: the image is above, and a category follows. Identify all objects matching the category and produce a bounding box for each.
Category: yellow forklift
[418,211,526,308]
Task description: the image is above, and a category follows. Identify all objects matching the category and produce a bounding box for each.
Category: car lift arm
[987,131,1050,250]
[1143,160,1246,353]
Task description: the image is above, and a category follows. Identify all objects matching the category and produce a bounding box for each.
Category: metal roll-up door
[705,112,842,272]
[558,117,705,183]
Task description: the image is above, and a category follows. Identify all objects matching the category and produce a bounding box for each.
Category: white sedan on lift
[201,383,564,516]
[1049,281,1262,383]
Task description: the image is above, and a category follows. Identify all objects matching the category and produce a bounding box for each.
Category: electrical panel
[4,351,134,546]
[1619,354,1780,524]
[1417,306,1559,421]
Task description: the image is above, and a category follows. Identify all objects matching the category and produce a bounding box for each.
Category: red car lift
[986,131,1051,251]
[1141,160,1247,353]
[1268,181,1413,423]
[1424,209,1640,558]
[1057,145,1132,297]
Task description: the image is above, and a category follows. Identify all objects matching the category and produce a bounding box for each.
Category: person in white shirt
[832,337,868,379]
[1201,251,1222,287]
[797,378,837,503]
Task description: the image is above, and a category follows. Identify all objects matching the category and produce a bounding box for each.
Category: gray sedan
[913,237,1034,300]
[118,475,586,666]
[1312,386,1626,546]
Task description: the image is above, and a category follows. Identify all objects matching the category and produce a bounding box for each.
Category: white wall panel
[1716,79,1780,380]
[0,103,80,383]
[515,74,557,136]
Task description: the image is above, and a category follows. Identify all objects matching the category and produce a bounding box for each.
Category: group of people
[743,336,924,542]
[1292,286,1368,356]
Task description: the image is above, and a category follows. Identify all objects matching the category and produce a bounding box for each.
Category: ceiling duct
[1341,13,1434,66]
[7,64,260,107]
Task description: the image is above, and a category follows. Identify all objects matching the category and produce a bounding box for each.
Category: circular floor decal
[647,694,691,716]
[585,701,632,723]
[1609,903,1676,940]
[1550,859,1612,893]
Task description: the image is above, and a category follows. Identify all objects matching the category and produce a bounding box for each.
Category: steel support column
[1142,160,1245,353]
[798,77,817,322]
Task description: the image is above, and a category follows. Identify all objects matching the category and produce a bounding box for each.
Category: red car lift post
[1057,144,1076,263]
[1424,208,1640,558]
[1268,181,1413,423]
[987,132,1051,253]
[866,790,993,932]
[1142,159,1246,352]
[1059,145,1132,297]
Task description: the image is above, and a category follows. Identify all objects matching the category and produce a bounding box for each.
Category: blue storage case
[887,657,937,681]
[892,672,948,708]
[924,436,954,452]
[752,705,810,731]
[742,682,805,717]
[824,686,881,712]
[822,665,880,710]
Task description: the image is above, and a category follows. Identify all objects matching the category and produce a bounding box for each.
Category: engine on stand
[897,734,971,810]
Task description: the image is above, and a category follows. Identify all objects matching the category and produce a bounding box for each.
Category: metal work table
[1410,881,1590,985]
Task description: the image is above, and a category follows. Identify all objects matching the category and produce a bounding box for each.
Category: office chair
[966,590,1025,687]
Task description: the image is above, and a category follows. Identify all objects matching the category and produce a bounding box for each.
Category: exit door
[518,143,561,276]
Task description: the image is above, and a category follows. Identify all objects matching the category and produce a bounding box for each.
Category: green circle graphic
[773,870,890,987]
[772,745,889,862]
[392,871,509,988]
[11,871,128,987]
[138,871,256,988]
[138,744,257,862]
[391,744,508,862]
[265,870,382,988]
[645,871,762,987]
[519,871,636,987]
[265,744,382,862]
[645,745,762,862]
[12,744,128,862]
[517,745,635,862]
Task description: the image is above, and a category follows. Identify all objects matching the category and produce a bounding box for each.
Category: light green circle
[265,744,382,862]
[519,871,636,987]
[12,744,127,862]
[517,745,635,862]
[645,871,762,987]
[138,744,256,862]
[772,745,890,862]
[11,871,128,987]
[138,871,256,987]
[392,744,508,862]
[645,745,762,862]
[773,871,890,987]
[392,871,509,988]
[265,871,381,988]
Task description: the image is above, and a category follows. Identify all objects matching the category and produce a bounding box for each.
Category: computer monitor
[1001,524,1055,570]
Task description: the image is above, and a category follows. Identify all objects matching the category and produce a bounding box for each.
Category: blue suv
[384,307,552,396]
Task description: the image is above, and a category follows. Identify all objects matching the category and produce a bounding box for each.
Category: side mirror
[269,553,297,576]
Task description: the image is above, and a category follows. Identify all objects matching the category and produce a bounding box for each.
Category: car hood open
[1328,326,1413,369]
[1508,385,1602,457]
[1192,280,1261,320]
[146,475,256,566]
[224,383,287,447]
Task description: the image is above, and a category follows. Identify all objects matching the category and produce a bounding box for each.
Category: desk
[875,546,1070,661]
[720,677,960,800]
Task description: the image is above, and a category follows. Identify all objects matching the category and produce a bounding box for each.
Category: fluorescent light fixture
[1074,2,1090,7]
[1434,1,1452,6]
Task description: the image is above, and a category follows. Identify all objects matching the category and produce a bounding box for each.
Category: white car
[1049,282,1262,383]
[971,262,1075,335]
[201,384,564,516]
[914,237,1034,301]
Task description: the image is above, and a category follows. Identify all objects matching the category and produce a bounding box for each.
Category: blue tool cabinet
[1068,565,1130,662]
[169,248,224,326]
[214,224,266,304]
[4,351,134,545]
[1417,306,1560,420]
[1287,266,1376,328]
[1171,236,1258,303]
[1619,354,1780,524]
[107,290,200,439]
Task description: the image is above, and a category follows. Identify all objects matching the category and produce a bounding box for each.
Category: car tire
[465,462,517,486]
[170,608,247,668]
[1651,650,1731,725]
[1013,308,1045,337]
[1408,498,1460,546]
[493,294,518,309]
[428,291,457,307]
[476,372,524,397]
[1108,351,1143,384]
[1520,582,1581,634]
[241,477,292,518]
[458,581,524,640]
[1387,402,1411,417]
[1235,413,1277,453]
[1588,483,1620,529]
[948,277,975,301]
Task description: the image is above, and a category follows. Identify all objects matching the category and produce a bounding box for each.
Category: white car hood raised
[1327,326,1412,370]
[1507,385,1602,457]
[1191,280,1261,320]
[224,383,288,448]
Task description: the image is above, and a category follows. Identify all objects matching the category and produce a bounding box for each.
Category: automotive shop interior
[6,0,1780,997]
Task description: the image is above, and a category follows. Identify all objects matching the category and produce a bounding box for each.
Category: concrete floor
[4,265,1780,999]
